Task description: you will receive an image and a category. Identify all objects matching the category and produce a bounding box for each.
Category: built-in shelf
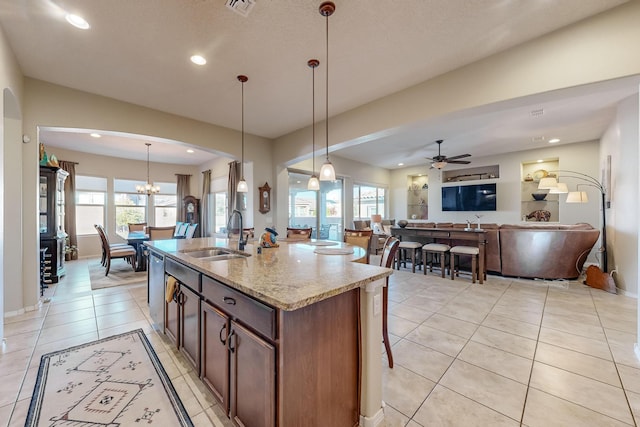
[521,159,559,222]
[407,174,428,220]
[442,165,499,182]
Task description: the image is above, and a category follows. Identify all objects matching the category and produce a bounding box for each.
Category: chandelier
[136,143,160,195]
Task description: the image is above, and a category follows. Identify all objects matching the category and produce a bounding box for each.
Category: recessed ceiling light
[537,159,543,163]
[548,138,560,143]
[190,55,207,65]
[397,163,404,166]
[187,149,194,153]
[65,14,90,30]
[90,133,101,138]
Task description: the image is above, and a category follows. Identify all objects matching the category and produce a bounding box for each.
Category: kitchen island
[145,237,393,427]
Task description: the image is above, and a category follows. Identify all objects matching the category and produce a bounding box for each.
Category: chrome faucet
[227,209,247,251]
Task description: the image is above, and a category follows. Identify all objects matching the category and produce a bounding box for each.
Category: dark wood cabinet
[179,285,200,368]
[154,257,359,427]
[39,165,68,283]
[201,302,230,407]
[201,275,276,427]
[230,322,275,427]
[165,258,201,370]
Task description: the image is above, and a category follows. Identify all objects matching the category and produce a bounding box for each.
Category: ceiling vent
[530,108,544,117]
[226,0,256,17]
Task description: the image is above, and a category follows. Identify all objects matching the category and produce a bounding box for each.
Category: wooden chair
[94,224,130,267]
[96,224,137,276]
[343,228,372,264]
[286,227,312,240]
[148,226,176,240]
[380,236,400,368]
[185,223,198,239]
[128,222,147,232]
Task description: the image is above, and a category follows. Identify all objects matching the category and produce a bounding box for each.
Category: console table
[390,227,487,284]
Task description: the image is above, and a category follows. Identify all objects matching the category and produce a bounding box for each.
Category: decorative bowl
[531,193,547,201]
[398,220,408,228]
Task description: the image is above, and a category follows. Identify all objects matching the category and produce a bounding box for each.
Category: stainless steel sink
[181,248,234,258]
[180,248,249,261]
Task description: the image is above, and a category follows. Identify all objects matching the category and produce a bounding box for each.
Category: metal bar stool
[396,241,423,273]
[422,243,450,278]
[450,245,480,283]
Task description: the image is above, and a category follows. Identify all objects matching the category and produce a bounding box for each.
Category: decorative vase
[398,220,408,228]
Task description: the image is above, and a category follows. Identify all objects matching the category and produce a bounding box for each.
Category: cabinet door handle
[219,324,228,345]
[172,288,180,303]
[228,329,236,353]
[223,296,236,305]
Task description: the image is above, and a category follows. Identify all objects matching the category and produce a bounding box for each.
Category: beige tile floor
[1,258,638,426]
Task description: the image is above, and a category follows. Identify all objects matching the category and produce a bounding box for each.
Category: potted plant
[64,236,78,261]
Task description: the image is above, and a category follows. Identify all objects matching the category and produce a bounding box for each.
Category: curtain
[176,174,191,222]
[201,169,211,237]
[228,161,238,216]
[59,160,78,260]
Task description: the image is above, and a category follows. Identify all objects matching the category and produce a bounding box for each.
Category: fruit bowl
[531,193,547,201]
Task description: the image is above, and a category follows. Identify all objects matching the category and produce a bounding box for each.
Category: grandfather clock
[183,195,200,237]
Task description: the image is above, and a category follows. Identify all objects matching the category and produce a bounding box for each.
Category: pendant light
[136,143,160,195]
[236,75,249,193]
[308,59,320,191]
[318,1,336,181]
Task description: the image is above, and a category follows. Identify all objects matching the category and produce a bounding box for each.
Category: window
[353,184,386,220]
[75,175,107,235]
[211,176,228,233]
[114,179,147,233]
[153,182,177,227]
[288,171,343,241]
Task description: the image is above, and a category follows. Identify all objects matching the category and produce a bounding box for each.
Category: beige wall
[1,23,27,318]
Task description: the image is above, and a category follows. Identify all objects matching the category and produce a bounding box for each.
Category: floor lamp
[538,170,608,272]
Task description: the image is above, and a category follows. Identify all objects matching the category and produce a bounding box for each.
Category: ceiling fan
[426,140,471,169]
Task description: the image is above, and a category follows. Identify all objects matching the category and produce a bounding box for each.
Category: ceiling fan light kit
[426,139,471,170]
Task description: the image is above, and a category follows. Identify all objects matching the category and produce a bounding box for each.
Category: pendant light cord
[312,62,316,175]
[325,11,330,161]
[241,79,244,178]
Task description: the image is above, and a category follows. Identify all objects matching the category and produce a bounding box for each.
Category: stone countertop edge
[145,237,393,311]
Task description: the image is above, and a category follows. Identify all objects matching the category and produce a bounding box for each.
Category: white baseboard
[360,404,385,427]
[3,300,43,319]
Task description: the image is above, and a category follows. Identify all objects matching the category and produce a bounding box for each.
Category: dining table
[116,230,149,272]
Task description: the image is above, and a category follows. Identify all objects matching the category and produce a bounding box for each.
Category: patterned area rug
[25,329,192,426]
[89,260,147,290]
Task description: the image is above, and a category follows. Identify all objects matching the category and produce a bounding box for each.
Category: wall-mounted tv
[441,183,497,211]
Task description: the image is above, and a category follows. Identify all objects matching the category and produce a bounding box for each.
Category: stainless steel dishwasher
[148,249,165,330]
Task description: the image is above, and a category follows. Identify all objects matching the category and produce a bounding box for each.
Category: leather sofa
[402,222,599,279]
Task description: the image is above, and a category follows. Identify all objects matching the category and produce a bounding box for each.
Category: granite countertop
[145,237,392,311]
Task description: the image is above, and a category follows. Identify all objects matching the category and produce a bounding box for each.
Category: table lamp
[371,214,384,234]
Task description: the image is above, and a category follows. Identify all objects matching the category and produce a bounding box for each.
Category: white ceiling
[0,0,634,167]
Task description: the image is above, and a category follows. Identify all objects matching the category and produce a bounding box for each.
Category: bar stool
[422,243,450,278]
[450,246,480,283]
[396,241,423,273]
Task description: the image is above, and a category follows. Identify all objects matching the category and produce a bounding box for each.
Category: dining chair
[176,222,188,237]
[343,228,373,264]
[185,223,198,239]
[380,236,400,368]
[95,224,137,276]
[174,222,184,237]
[94,224,131,267]
[286,227,312,240]
[148,226,177,240]
[128,222,147,232]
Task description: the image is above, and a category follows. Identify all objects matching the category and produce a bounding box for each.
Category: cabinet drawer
[202,275,276,341]
[166,258,201,292]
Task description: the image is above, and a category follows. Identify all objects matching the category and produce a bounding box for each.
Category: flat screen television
[441,183,497,211]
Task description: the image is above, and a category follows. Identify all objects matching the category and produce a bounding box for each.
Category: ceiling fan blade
[447,160,471,164]
[446,153,471,160]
